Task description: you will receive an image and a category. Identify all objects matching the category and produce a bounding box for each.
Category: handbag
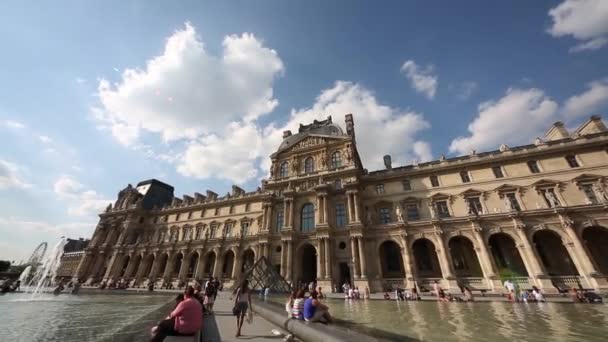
[232,305,239,316]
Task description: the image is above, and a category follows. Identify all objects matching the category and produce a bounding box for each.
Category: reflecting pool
[0,292,172,342]
[263,296,608,341]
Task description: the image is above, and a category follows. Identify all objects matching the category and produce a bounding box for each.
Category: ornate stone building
[74,114,608,293]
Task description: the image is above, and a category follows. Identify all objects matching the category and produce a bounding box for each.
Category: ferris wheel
[28,242,48,265]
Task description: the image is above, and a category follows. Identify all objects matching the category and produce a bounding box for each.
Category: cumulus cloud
[563,79,608,118]
[0,160,30,189]
[400,60,438,99]
[267,81,433,170]
[53,175,111,217]
[547,0,608,52]
[452,81,479,101]
[449,88,559,155]
[94,22,284,146]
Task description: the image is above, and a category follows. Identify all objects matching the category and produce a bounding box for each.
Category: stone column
[102,251,119,279]
[162,253,175,280]
[400,234,415,288]
[89,254,106,281]
[324,238,331,279]
[194,251,206,279]
[515,226,545,276]
[289,200,295,227]
[434,234,454,279]
[318,239,326,278]
[353,192,360,223]
[562,225,598,276]
[212,249,221,278]
[286,240,293,281]
[472,227,497,278]
[357,237,367,278]
[148,254,162,281]
[280,241,287,277]
[351,237,360,278]
[346,193,353,223]
[232,250,243,279]
[323,195,329,225]
[283,200,290,229]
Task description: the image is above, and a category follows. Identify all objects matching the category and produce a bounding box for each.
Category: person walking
[234,280,253,337]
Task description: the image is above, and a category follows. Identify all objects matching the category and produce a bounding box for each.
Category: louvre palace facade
[74,114,608,293]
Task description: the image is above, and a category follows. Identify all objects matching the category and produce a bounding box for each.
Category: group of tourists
[341,282,369,299]
[286,287,334,323]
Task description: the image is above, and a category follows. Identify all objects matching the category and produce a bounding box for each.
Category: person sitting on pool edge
[303,290,333,324]
[150,286,202,342]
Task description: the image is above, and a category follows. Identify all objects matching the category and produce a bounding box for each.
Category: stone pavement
[201,292,293,342]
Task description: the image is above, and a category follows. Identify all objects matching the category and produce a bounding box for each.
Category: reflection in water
[264,295,608,341]
[0,293,171,341]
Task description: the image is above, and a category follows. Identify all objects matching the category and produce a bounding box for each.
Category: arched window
[304,157,314,174]
[301,203,315,232]
[279,162,289,178]
[330,151,342,169]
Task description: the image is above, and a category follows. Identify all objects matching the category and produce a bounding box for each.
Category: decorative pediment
[530,179,561,189]
[401,196,421,204]
[239,216,253,223]
[571,173,603,185]
[428,192,452,200]
[494,184,522,193]
[459,188,485,197]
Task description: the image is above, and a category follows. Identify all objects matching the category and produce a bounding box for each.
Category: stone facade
[74,114,608,293]
[56,238,90,279]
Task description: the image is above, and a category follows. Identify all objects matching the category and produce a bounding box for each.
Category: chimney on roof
[232,185,245,197]
[182,195,193,204]
[345,113,355,138]
[544,121,569,141]
[283,130,292,138]
[383,155,392,169]
[194,192,206,202]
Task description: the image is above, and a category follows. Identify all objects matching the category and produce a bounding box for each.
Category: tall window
[379,207,391,224]
[527,160,540,174]
[402,179,412,191]
[430,175,440,187]
[241,222,250,236]
[176,213,181,221]
[187,212,192,220]
[214,207,220,216]
[304,157,314,174]
[210,225,217,238]
[195,226,202,240]
[406,204,419,221]
[201,209,206,218]
[581,184,598,204]
[505,193,521,211]
[435,201,450,218]
[565,155,579,168]
[330,151,342,169]
[279,162,289,178]
[492,166,504,179]
[376,184,385,194]
[467,197,483,215]
[245,203,251,212]
[224,223,233,237]
[301,203,315,232]
[276,206,284,232]
[460,171,471,183]
[335,203,347,228]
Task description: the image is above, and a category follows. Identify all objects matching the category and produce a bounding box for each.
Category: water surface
[264,295,608,341]
[0,292,172,342]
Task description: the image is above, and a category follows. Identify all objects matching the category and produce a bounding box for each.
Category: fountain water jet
[18,265,32,284]
[25,238,68,298]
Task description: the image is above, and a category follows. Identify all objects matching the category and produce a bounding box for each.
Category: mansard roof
[275,116,348,154]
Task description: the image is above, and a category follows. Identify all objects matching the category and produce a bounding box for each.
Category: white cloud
[267,81,432,170]
[53,175,111,217]
[453,81,479,101]
[449,88,559,155]
[563,79,608,119]
[39,135,52,143]
[0,160,31,189]
[400,60,438,99]
[94,22,284,146]
[3,120,25,129]
[548,0,608,52]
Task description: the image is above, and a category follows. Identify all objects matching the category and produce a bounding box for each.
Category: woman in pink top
[150,286,203,342]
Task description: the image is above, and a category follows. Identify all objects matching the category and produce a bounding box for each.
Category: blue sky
[1,0,607,262]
